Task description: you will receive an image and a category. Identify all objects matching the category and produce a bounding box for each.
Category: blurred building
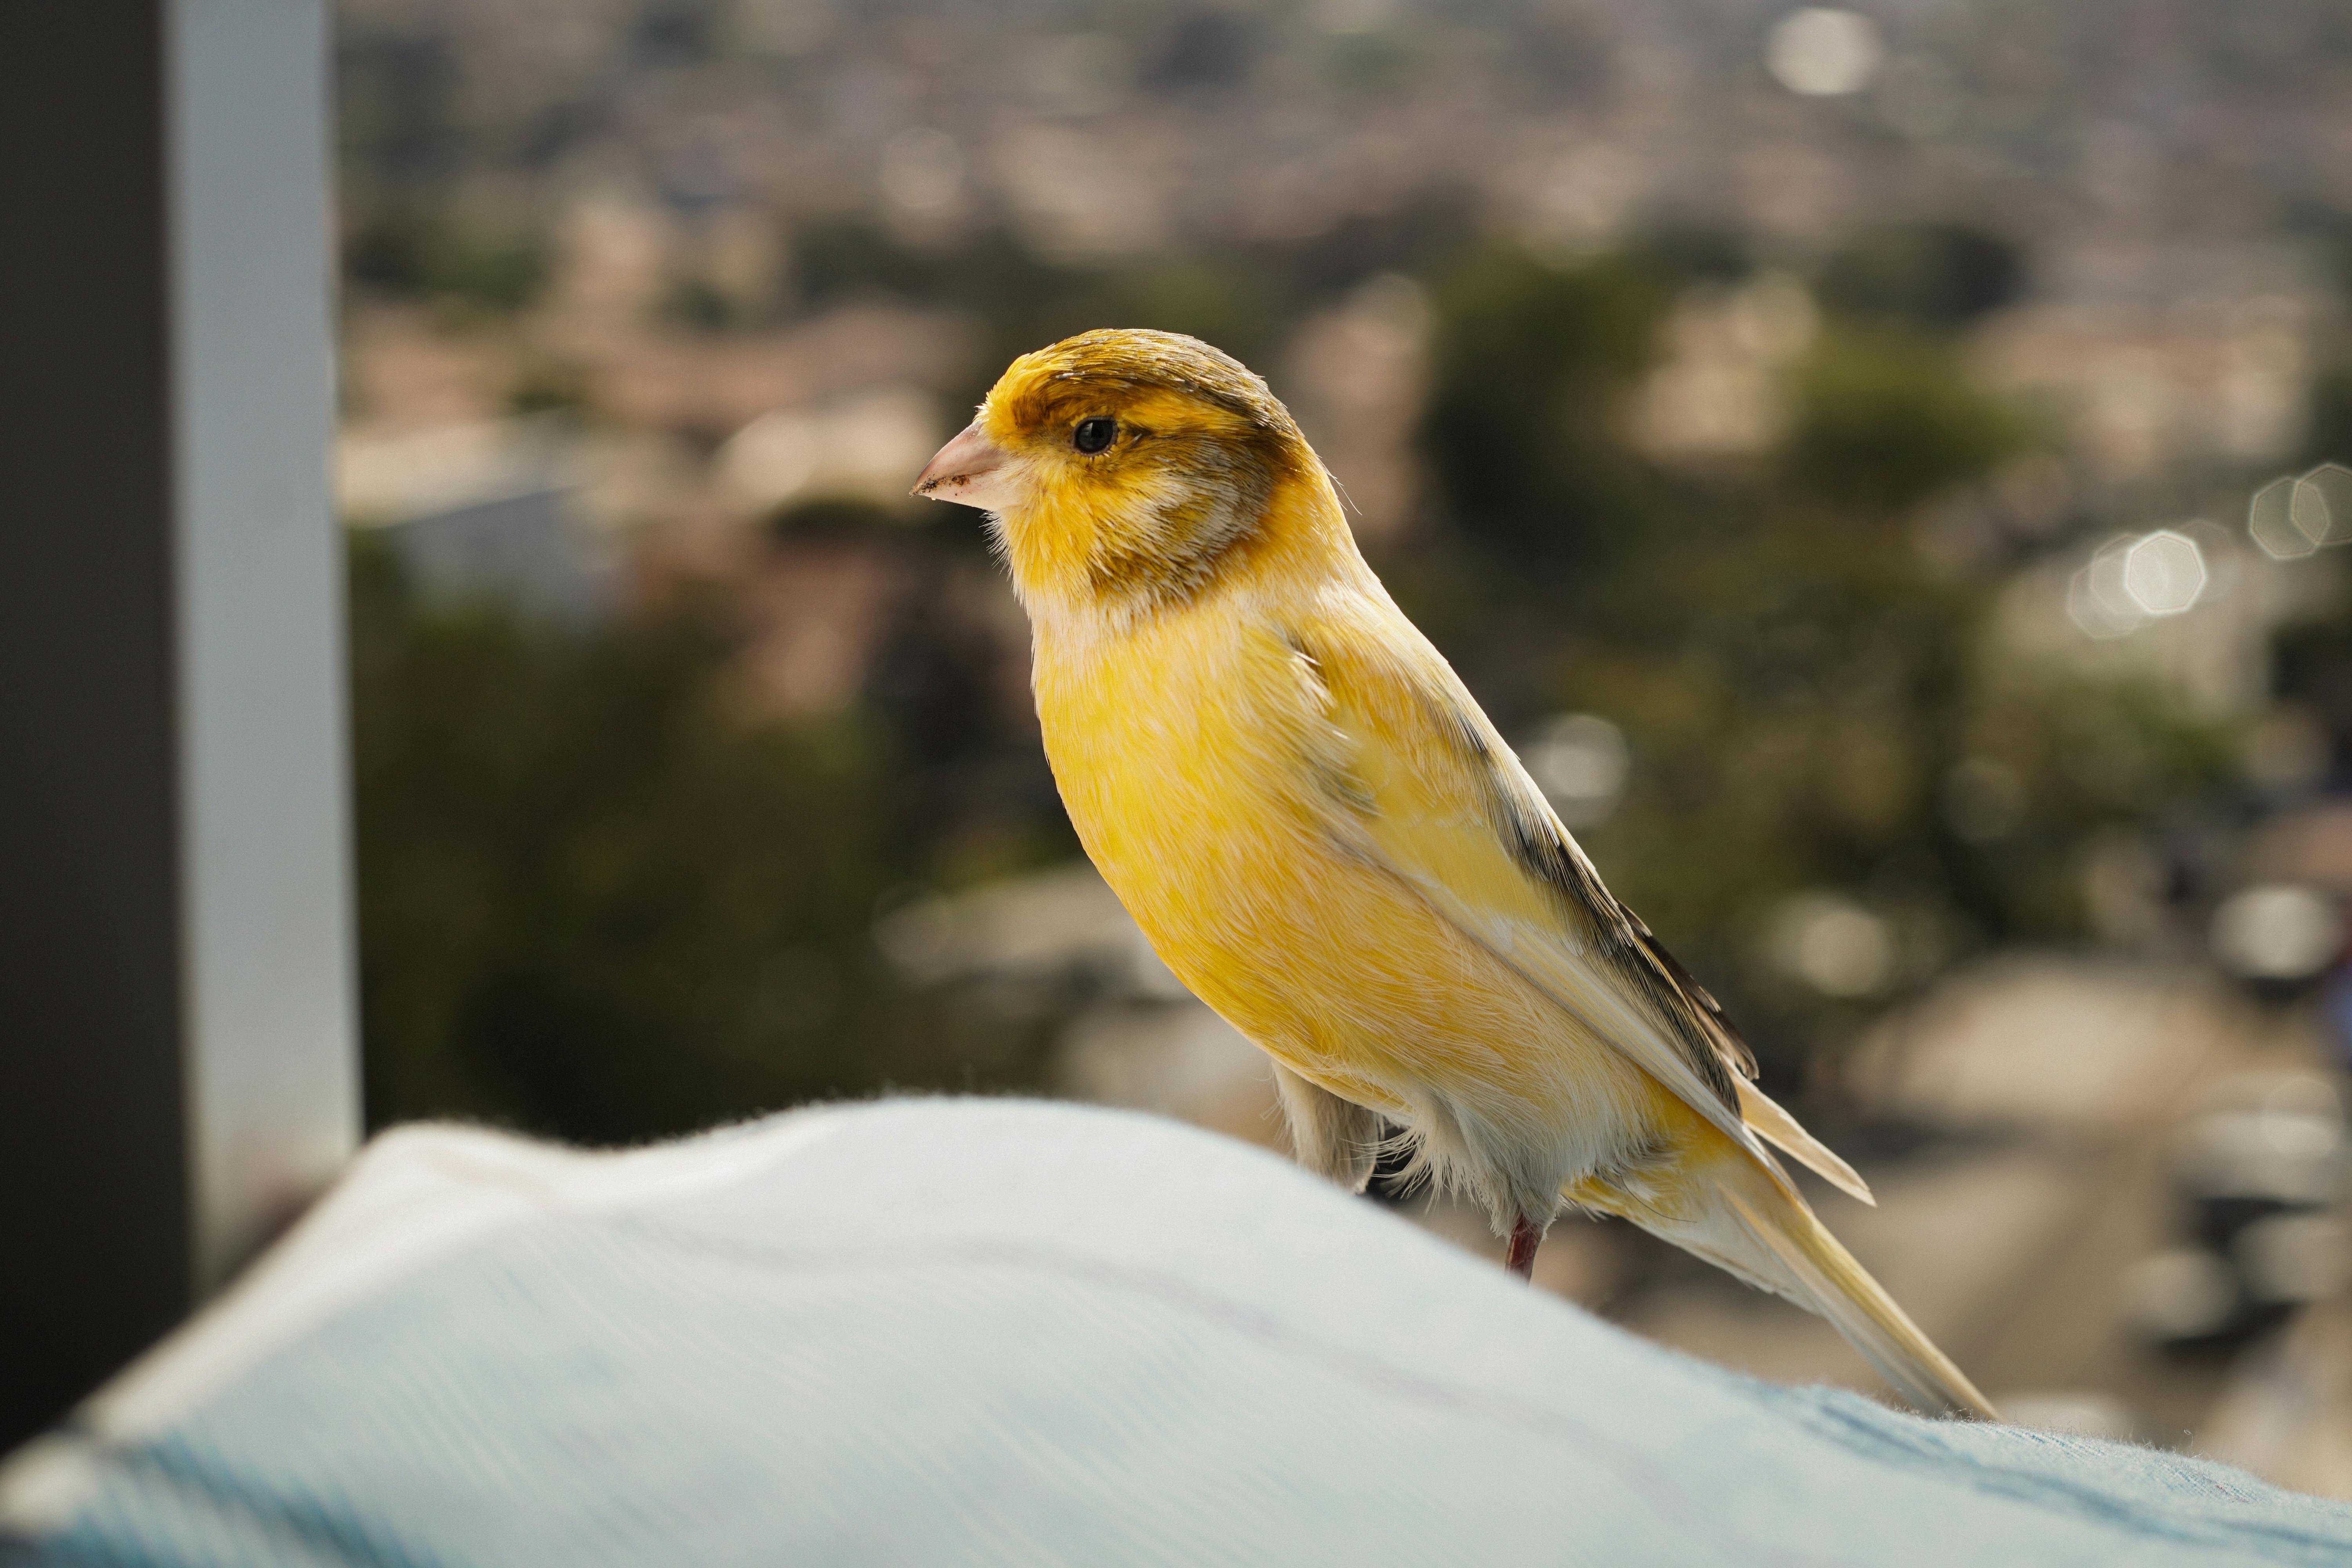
[339,417,610,619]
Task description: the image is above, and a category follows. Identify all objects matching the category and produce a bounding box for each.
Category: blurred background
[338,0,2352,1486]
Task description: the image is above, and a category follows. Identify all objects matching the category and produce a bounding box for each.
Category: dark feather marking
[1086,440,1276,605]
[1624,921,1757,1078]
[1279,630,1377,817]
[1478,769,1746,1108]
[1395,658,1490,760]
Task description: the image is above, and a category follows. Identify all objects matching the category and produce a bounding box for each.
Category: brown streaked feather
[1343,622,1749,1112]
[1468,745,1746,1111]
[1620,912,1760,1081]
[1376,630,1759,1080]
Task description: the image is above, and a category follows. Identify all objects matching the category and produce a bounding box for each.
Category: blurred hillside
[339,0,2352,1485]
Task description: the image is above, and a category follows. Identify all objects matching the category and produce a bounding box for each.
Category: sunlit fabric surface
[5,1099,2351,1566]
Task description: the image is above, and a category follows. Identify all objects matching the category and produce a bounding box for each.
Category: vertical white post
[170,0,359,1296]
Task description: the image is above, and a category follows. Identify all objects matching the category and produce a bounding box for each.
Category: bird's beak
[913,423,1018,512]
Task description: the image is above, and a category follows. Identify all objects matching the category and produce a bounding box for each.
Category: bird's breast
[1033,607,1318,920]
[1030,602,1448,1097]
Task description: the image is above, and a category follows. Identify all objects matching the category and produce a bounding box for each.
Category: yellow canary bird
[914,328,1995,1420]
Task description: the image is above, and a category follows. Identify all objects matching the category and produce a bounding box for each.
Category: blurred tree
[2272,608,2352,786]
[1537,488,1989,1067]
[1323,28,1417,96]
[1952,675,2237,931]
[1418,247,1671,573]
[662,274,740,334]
[761,495,1076,886]
[1632,223,1753,288]
[1815,223,2025,334]
[1270,192,1481,298]
[1784,327,2027,513]
[337,29,459,189]
[793,221,965,307]
[505,355,595,418]
[2292,210,2352,467]
[336,25,554,316]
[349,537,1058,1143]
[345,203,547,312]
[789,223,1298,415]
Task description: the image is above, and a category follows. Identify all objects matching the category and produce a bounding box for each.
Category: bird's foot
[1505,1215,1539,1280]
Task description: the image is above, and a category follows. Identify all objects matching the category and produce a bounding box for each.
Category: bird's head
[913,328,1335,616]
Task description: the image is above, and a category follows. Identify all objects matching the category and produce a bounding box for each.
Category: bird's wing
[1279,603,1871,1205]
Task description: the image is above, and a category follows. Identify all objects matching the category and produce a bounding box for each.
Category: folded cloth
[4,1098,2350,1567]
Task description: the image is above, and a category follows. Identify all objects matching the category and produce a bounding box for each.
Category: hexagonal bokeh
[2068,536,2145,639]
[2121,530,2205,616]
[2250,475,2316,560]
[2296,463,2352,548]
[2087,535,2142,619]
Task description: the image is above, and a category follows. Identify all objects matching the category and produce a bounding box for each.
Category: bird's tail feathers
[1717,1178,1997,1420]
[1734,1080,1874,1206]
[1609,1150,1996,1421]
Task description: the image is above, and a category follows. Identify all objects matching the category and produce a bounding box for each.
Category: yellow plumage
[915,328,1995,1420]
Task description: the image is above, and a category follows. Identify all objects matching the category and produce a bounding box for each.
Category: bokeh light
[2250,476,2317,560]
[2122,529,2206,616]
[2068,527,2212,636]
[2249,466,2352,558]
[1521,713,1631,829]
[2297,463,2352,548]
[1766,9,1882,98]
[2209,885,2345,983]
[1766,892,1897,998]
[2068,535,2143,638]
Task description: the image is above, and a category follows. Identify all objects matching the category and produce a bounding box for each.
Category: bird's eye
[1073,417,1117,455]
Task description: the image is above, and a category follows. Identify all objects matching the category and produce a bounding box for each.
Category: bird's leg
[1505,1216,1540,1280]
